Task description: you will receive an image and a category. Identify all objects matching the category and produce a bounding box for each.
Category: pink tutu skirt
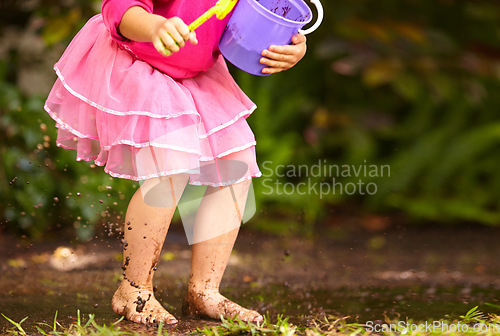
[44,15,261,186]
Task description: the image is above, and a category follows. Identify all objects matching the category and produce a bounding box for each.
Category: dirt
[2,224,500,334]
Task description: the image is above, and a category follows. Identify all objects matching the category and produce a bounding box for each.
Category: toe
[128,312,142,324]
[161,312,178,324]
[241,309,263,323]
[152,312,178,325]
[166,315,178,324]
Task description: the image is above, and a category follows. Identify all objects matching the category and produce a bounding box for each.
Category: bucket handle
[299,0,324,35]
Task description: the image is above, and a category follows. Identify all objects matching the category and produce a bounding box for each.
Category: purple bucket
[219,0,323,76]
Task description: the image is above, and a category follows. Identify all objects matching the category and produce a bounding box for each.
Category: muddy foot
[182,290,263,323]
[112,281,178,325]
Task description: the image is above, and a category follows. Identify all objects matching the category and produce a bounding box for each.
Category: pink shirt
[102,0,232,79]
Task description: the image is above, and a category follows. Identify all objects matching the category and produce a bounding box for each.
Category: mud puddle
[2,226,500,333]
[2,283,500,334]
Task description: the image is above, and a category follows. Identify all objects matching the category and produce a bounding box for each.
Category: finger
[167,29,186,48]
[172,18,191,41]
[262,66,284,75]
[160,29,183,51]
[188,31,198,45]
[267,44,302,55]
[260,56,293,69]
[291,33,307,45]
[261,49,296,63]
[153,38,172,57]
[159,32,180,53]
[260,56,292,71]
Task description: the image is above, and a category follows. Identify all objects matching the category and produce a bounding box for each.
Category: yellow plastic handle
[188,7,217,31]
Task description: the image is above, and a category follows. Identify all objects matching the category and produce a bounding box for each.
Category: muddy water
[3,282,500,334]
[2,226,500,333]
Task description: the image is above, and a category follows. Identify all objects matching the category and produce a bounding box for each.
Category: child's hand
[260,33,307,74]
[151,17,198,57]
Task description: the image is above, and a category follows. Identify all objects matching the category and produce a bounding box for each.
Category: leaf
[393,22,427,44]
[362,59,402,87]
[42,8,81,45]
[1,314,28,335]
[427,123,500,190]
[392,72,422,101]
[362,21,393,43]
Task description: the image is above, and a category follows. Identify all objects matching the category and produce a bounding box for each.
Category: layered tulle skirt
[44,15,261,186]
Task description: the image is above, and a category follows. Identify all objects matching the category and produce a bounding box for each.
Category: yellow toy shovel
[188,0,239,31]
[161,0,237,55]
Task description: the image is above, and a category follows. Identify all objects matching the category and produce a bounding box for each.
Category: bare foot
[112,281,178,325]
[182,290,263,323]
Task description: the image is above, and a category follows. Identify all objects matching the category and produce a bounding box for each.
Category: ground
[1,224,500,334]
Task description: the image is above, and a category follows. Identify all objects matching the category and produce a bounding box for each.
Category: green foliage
[460,306,486,325]
[0,77,133,240]
[1,314,28,336]
[3,310,132,336]
[192,314,298,336]
[234,0,500,227]
[1,312,362,336]
[0,0,134,240]
[6,308,500,336]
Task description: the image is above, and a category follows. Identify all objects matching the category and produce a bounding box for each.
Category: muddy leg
[112,174,188,325]
[182,179,263,322]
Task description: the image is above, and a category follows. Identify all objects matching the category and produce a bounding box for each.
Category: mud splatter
[128,280,141,289]
[133,293,151,313]
[122,256,130,273]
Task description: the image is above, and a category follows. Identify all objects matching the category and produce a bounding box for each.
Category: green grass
[4,307,500,335]
[190,314,300,336]
[2,310,131,336]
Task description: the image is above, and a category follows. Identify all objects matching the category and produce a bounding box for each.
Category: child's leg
[183,179,263,322]
[112,174,189,325]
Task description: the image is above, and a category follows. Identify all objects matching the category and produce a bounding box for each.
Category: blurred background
[2,1,500,332]
[1,0,500,241]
